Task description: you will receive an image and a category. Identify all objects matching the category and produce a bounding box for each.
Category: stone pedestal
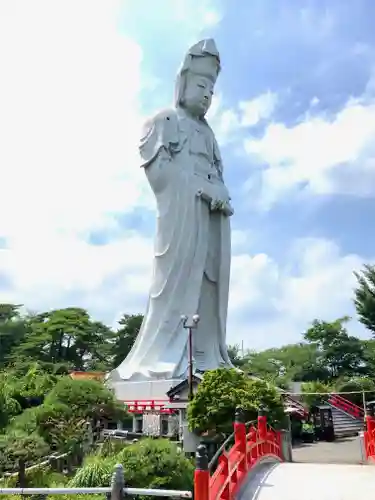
[107,378,182,402]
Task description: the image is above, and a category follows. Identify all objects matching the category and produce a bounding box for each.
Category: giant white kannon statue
[114,39,234,382]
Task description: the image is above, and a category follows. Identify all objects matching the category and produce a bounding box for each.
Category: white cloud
[2,218,368,352]
[0,0,147,241]
[0,231,153,327]
[207,91,277,145]
[244,88,375,208]
[0,0,224,324]
[228,237,370,350]
[239,91,278,127]
[0,0,222,241]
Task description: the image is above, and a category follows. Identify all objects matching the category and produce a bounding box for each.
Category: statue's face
[183,74,214,117]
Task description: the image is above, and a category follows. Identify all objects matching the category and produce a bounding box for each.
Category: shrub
[335,377,375,406]
[44,377,125,421]
[35,402,88,453]
[70,454,116,487]
[0,391,21,430]
[301,381,332,409]
[188,368,285,434]
[0,430,49,473]
[71,439,194,492]
[7,407,40,434]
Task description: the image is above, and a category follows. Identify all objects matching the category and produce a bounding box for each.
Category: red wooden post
[366,415,375,434]
[366,415,375,458]
[218,454,230,500]
[258,408,267,439]
[258,408,267,456]
[275,430,282,459]
[195,445,209,500]
[248,426,258,465]
[234,407,247,478]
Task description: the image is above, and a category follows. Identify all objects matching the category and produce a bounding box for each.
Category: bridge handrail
[328,393,364,419]
[365,415,375,461]
[0,487,191,498]
[208,420,257,472]
[0,464,192,499]
[195,409,283,500]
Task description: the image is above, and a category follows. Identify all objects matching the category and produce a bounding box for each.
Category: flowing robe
[115,107,233,381]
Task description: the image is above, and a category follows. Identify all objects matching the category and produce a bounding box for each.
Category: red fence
[194,410,283,500]
[328,394,364,420]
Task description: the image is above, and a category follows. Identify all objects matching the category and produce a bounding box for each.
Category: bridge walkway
[241,461,375,500]
[292,435,364,464]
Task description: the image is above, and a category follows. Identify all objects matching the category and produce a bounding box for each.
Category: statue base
[107,376,183,403]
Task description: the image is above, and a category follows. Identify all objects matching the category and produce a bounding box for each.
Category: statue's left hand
[210,199,234,216]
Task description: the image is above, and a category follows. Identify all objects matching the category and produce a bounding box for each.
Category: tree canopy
[0,306,142,374]
[188,368,285,434]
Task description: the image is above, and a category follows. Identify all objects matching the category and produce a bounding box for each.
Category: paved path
[247,462,375,500]
[292,436,365,464]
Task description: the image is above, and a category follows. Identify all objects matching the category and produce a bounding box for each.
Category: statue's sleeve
[213,136,224,180]
[139,110,180,168]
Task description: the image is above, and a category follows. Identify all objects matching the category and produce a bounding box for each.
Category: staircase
[282,393,307,417]
[327,394,364,437]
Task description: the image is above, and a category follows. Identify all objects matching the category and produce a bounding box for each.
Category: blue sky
[0,0,375,351]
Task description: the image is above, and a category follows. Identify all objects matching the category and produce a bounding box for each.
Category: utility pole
[181,314,200,401]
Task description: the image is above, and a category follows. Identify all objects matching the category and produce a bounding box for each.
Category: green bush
[8,406,41,434]
[116,439,193,491]
[44,377,125,421]
[301,381,332,409]
[35,402,88,453]
[335,377,375,406]
[71,439,194,492]
[188,368,285,434]
[0,391,21,430]
[70,454,116,487]
[0,430,49,473]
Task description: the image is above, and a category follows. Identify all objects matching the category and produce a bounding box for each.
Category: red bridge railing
[328,393,364,420]
[194,409,283,500]
[364,415,375,462]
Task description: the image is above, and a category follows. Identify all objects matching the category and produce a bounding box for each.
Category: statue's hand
[210,199,234,216]
[196,190,234,216]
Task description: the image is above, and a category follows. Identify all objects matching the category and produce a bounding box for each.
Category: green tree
[244,343,329,387]
[0,371,22,429]
[363,339,375,377]
[0,304,29,368]
[10,308,114,371]
[0,430,49,474]
[335,377,375,407]
[35,403,89,453]
[354,264,375,336]
[0,391,21,431]
[188,368,284,434]
[111,314,143,369]
[303,317,366,379]
[44,376,125,422]
[301,381,332,409]
[227,344,246,368]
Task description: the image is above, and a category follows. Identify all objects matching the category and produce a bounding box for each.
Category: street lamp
[181,314,200,401]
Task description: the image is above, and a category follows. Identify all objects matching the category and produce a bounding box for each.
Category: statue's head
[175,39,221,118]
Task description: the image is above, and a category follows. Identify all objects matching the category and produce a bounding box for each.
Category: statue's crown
[182,38,221,82]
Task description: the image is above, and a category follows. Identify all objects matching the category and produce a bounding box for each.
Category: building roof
[166,374,203,399]
[69,371,106,380]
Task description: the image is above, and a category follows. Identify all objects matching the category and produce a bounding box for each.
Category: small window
[161,417,169,436]
[135,416,143,433]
